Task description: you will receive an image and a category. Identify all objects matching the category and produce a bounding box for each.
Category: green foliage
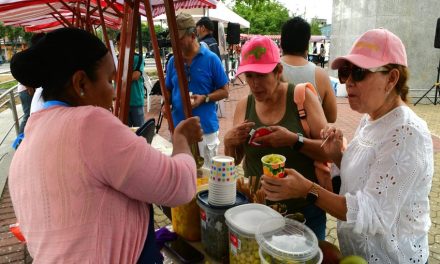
[0,22,6,40]
[310,19,322,35]
[99,23,166,52]
[106,28,119,42]
[0,22,6,59]
[0,80,18,90]
[232,0,290,34]
[5,26,24,53]
[23,32,33,45]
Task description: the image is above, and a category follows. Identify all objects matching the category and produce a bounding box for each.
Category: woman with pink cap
[224,35,329,240]
[262,28,433,262]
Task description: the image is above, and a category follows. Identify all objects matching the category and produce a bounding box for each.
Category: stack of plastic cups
[208,156,237,206]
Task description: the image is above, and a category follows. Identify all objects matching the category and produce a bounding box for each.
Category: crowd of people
[8,13,433,264]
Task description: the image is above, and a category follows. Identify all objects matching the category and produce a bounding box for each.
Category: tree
[310,19,322,35]
[23,31,33,45]
[5,26,25,54]
[232,0,290,35]
[0,23,6,60]
[97,24,166,52]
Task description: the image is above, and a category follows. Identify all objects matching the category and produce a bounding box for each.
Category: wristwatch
[292,133,304,150]
[205,95,210,103]
[306,182,319,204]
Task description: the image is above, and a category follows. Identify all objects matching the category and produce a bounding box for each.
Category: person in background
[16,33,46,133]
[9,27,203,263]
[261,28,433,263]
[196,16,221,59]
[319,43,326,68]
[166,13,229,169]
[116,33,145,127]
[224,36,329,240]
[281,17,336,123]
[28,34,47,116]
[17,83,31,134]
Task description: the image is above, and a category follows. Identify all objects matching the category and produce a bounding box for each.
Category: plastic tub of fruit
[225,204,283,263]
[256,218,322,264]
[171,177,208,241]
[196,190,248,260]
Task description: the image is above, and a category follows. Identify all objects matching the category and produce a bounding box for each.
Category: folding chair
[136,118,156,144]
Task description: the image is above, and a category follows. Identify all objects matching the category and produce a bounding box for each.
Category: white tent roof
[153,1,250,28]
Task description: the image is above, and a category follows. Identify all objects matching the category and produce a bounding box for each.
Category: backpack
[294,83,333,192]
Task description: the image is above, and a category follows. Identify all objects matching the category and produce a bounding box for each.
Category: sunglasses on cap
[338,65,389,84]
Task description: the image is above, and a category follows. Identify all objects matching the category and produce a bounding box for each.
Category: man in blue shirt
[166,13,229,168]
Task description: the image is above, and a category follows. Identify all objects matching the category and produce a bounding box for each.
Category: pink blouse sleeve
[79,108,197,207]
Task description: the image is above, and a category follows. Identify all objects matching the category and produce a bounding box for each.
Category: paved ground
[0,79,439,263]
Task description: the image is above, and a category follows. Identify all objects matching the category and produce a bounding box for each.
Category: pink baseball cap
[236,35,280,75]
[331,28,407,70]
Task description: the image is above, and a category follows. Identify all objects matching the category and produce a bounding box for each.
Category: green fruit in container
[340,255,368,264]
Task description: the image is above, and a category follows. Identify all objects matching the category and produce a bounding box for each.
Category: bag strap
[293,82,318,138]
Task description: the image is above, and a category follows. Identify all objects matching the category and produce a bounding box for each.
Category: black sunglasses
[338,65,389,84]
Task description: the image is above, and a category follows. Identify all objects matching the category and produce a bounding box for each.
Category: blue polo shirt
[166,45,228,134]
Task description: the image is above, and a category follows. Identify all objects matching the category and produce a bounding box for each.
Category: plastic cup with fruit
[261,154,286,178]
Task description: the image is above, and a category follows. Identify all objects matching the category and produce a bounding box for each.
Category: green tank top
[243,84,317,213]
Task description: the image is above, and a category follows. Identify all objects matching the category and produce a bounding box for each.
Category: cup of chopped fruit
[261,154,286,178]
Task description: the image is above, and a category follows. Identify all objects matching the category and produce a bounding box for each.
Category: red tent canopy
[0,0,217,32]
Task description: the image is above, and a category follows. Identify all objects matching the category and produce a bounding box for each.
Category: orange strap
[293,82,318,137]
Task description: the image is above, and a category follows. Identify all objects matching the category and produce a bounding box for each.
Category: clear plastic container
[171,177,208,241]
[224,204,283,264]
[196,190,248,260]
[256,218,322,264]
[259,248,323,264]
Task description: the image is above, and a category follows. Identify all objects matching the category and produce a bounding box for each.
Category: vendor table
[162,232,223,264]
[151,134,173,156]
[150,134,224,263]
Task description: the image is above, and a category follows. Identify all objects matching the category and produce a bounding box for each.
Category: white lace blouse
[338,106,433,263]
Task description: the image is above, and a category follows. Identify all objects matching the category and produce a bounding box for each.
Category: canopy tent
[0,0,217,32]
[153,1,250,28]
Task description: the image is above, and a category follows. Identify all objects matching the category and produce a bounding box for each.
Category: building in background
[330,0,440,102]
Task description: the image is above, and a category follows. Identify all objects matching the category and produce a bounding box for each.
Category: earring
[385,87,392,95]
[80,90,85,96]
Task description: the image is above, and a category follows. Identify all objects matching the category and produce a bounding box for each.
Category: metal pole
[9,91,19,135]
[143,0,174,132]
[435,58,440,105]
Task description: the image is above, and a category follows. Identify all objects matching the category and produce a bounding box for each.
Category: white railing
[0,79,21,146]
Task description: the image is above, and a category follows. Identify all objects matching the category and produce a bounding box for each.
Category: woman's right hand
[224,120,255,147]
[320,126,344,166]
[174,116,203,145]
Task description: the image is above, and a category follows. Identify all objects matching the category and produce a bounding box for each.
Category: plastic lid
[224,204,283,237]
[197,190,248,210]
[256,218,319,262]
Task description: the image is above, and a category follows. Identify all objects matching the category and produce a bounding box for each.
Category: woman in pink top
[9,28,203,263]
